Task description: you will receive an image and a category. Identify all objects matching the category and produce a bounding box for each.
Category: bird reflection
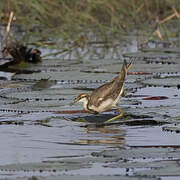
[78,125,126,147]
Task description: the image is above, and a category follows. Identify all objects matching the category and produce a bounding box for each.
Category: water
[0,35,180,179]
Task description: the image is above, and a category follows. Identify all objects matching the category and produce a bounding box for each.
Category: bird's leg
[106,106,124,123]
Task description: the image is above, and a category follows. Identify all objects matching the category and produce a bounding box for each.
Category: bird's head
[71,93,89,105]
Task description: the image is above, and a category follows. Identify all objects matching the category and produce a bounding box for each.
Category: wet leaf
[142,96,168,100]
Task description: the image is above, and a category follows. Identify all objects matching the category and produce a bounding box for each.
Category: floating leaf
[143,96,168,100]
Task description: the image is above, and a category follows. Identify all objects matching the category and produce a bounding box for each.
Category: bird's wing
[89,76,125,107]
[89,80,115,106]
[89,61,129,107]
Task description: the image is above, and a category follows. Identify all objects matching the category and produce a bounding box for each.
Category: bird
[72,59,134,122]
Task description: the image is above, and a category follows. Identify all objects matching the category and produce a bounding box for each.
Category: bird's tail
[112,58,134,84]
[118,58,134,78]
[123,58,134,73]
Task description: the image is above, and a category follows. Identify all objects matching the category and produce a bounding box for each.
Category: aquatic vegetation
[2,42,41,64]
[0,1,180,179]
[0,0,180,44]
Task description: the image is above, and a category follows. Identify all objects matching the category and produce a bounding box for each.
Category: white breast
[79,97,89,111]
[89,98,114,113]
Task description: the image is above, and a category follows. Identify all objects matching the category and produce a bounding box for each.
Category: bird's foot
[106,109,124,123]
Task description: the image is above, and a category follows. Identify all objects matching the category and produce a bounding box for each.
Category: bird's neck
[80,97,89,111]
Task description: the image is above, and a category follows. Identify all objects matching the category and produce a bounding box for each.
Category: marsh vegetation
[1,0,180,48]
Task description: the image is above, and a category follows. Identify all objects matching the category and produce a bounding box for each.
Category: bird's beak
[70,97,78,106]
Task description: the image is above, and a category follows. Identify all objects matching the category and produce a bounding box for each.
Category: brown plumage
[72,59,133,114]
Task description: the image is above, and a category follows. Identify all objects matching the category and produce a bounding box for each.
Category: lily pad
[162,125,180,133]
[141,47,180,54]
[136,167,180,176]
[92,147,180,159]
[142,77,180,87]
[123,52,180,60]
